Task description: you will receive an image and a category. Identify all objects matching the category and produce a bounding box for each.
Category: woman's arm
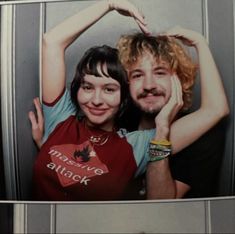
[42,0,149,103]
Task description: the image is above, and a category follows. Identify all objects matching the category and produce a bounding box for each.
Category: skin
[77,72,121,132]
[128,52,172,115]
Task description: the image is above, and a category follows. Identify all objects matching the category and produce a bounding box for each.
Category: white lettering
[64,170,73,178]
[94,168,104,175]
[80,176,90,185]
[47,162,56,169]
[72,175,81,182]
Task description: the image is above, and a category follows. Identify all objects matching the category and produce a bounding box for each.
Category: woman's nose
[91,90,103,105]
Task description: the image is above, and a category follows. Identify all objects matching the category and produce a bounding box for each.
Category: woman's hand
[107,0,150,35]
[28,97,44,149]
[155,74,183,137]
[162,26,206,48]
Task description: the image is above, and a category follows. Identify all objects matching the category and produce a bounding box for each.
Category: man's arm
[147,27,229,199]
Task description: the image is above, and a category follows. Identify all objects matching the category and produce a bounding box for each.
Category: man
[116,27,229,199]
[29,27,229,199]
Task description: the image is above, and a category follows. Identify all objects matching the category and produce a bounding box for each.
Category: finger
[135,19,151,35]
[34,97,44,125]
[133,11,146,26]
[28,111,39,130]
[169,75,177,104]
[173,74,183,105]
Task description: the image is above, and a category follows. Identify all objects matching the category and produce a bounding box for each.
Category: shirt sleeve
[124,129,156,177]
[42,89,76,143]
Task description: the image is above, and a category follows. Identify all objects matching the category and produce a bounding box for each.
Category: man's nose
[142,74,155,91]
[91,90,103,105]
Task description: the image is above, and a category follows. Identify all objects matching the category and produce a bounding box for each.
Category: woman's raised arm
[42,0,149,103]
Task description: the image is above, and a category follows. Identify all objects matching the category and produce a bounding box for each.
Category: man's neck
[138,114,156,130]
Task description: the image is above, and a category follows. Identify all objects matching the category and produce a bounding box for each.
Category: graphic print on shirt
[47,140,109,187]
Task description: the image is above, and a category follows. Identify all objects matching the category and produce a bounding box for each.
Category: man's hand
[28,97,44,149]
[155,74,183,133]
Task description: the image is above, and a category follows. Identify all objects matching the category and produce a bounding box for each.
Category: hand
[28,97,44,149]
[107,0,150,35]
[155,74,183,128]
[161,26,207,47]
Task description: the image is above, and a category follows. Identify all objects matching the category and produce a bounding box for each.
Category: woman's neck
[85,119,115,132]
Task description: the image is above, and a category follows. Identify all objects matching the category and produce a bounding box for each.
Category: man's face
[128,53,172,114]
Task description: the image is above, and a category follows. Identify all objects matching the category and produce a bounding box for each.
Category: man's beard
[132,100,161,116]
[134,88,166,115]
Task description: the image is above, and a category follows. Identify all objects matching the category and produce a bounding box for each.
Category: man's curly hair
[116,33,198,111]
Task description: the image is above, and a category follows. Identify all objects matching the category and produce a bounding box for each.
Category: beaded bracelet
[148,140,172,162]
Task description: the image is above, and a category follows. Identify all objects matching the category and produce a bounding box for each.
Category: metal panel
[1,2,41,200]
[55,201,206,233]
[210,198,235,233]
[14,3,41,200]
[26,204,55,234]
[207,0,235,196]
[0,203,13,234]
[1,4,19,199]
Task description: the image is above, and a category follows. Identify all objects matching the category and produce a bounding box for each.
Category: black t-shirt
[120,102,227,199]
[170,120,226,198]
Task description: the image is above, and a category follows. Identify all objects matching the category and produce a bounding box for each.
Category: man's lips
[138,93,165,102]
[141,95,163,103]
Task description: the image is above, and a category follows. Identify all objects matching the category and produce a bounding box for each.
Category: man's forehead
[128,54,171,71]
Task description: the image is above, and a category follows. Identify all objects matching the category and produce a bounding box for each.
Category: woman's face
[77,68,121,132]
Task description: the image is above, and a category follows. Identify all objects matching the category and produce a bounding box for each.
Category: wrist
[148,139,172,163]
[154,125,170,140]
[195,36,208,49]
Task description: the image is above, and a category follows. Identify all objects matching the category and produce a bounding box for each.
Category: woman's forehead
[83,74,120,86]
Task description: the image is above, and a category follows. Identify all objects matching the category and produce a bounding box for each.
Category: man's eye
[131,74,142,79]
[155,71,167,76]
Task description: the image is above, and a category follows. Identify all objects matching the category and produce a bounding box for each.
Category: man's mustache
[137,89,165,99]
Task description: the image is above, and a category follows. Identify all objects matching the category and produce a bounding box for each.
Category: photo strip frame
[0,0,235,232]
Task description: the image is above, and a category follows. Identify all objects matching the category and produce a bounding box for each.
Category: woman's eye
[104,88,115,93]
[82,84,93,91]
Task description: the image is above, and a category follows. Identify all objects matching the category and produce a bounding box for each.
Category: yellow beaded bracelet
[150,139,171,146]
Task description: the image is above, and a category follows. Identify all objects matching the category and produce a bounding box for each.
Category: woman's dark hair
[70,45,129,126]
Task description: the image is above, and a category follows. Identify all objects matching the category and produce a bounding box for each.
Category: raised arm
[42,0,149,103]
[147,27,229,199]
[166,26,229,154]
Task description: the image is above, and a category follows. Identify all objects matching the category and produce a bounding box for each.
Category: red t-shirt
[33,116,137,201]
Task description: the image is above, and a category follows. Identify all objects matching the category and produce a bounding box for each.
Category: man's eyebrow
[154,66,169,70]
[129,69,143,75]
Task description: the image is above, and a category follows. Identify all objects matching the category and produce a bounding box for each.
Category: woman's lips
[87,107,108,116]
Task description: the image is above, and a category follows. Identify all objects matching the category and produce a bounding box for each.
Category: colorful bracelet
[148,140,172,162]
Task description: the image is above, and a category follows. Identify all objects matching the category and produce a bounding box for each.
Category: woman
[30,0,157,201]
